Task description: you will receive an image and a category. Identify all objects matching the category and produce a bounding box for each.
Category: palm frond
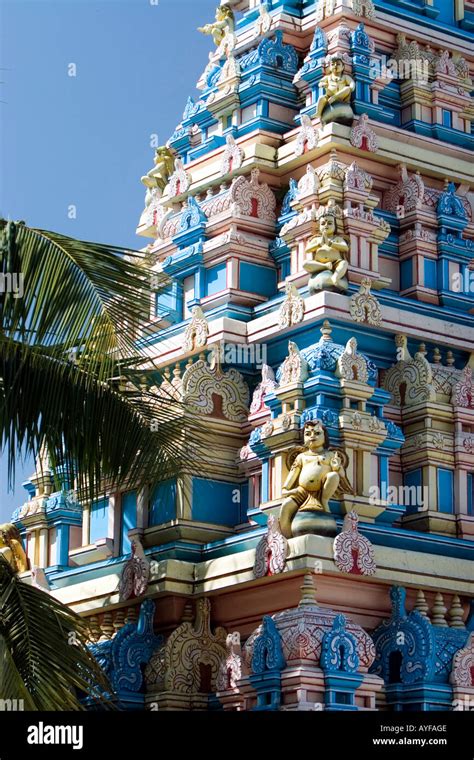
[0,219,155,378]
[0,337,208,500]
[0,556,112,709]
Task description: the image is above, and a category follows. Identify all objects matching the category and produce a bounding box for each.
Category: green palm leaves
[0,218,202,500]
[0,555,112,709]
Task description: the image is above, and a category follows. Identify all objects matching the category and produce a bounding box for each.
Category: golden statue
[279,420,352,538]
[316,55,355,126]
[141,145,175,192]
[0,523,29,573]
[304,210,349,293]
[198,4,235,47]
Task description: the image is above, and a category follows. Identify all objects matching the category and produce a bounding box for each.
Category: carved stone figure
[118,537,150,601]
[279,420,353,538]
[253,515,288,577]
[198,4,235,47]
[349,278,382,326]
[316,55,355,126]
[333,511,376,575]
[279,341,309,385]
[0,523,28,573]
[250,363,277,413]
[183,305,209,353]
[141,145,175,192]
[278,281,305,328]
[304,210,349,293]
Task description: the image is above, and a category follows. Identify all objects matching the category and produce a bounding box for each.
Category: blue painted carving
[240,31,298,74]
[276,333,377,384]
[183,96,198,122]
[249,426,262,446]
[45,490,82,516]
[170,125,187,143]
[249,615,285,711]
[269,236,288,255]
[351,23,372,55]
[280,178,298,218]
[321,614,359,673]
[111,600,162,693]
[252,615,286,674]
[295,25,327,90]
[433,627,468,681]
[89,600,163,703]
[371,586,470,688]
[350,23,373,105]
[178,196,207,233]
[206,63,223,89]
[371,586,434,684]
[437,183,467,220]
[384,420,404,440]
[310,26,327,54]
[437,182,469,237]
[300,407,338,430]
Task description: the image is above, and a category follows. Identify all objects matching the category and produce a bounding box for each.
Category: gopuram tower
[10,0,474,712]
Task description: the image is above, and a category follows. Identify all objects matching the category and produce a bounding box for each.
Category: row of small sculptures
[143,8,356,191]
[198,4,356,126]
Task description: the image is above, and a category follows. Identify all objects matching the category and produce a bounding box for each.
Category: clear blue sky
[0,0,217,520]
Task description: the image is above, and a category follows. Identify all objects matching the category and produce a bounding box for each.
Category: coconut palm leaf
[0,555,112,709]
[0,337,206,499]
[0,219,154,374]
[0,219,208,498]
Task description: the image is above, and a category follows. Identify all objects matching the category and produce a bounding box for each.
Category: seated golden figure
[0,523,29,573]
[141,145,175,192]
[279,420,352,539]
[198,4,235,47]
[304,211,349,293]
[316,55,355,126]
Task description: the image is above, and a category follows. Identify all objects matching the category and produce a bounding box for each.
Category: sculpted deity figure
[304,210,349,292]
[279,420,352,538]
[198,4,235,47]
[0,523,28,573]
[141,145,175,193]
[316,55,355,125]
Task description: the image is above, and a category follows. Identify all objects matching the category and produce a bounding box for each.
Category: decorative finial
[448,595,465,629]
[299,573,317,606]
[320,320,332,342]
[432,348,441,364]
[431,592,448,627]
[414,589,429,618]
[446,351,455,366]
